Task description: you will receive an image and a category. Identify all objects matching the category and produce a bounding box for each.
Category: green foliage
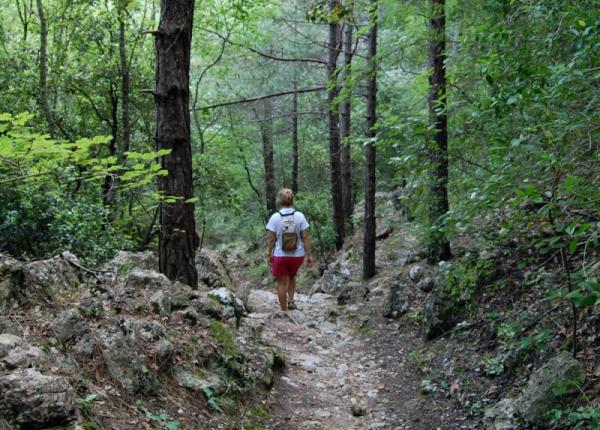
[209,320,238,357]
[441,254,497,303]
[203,387,223,413]
[140,406,179,430]
[0,113,170,263]
[550,405,600,430]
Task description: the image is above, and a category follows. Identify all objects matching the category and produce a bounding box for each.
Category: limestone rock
[52,308,88,343]
[417,277,434,293]
[149,282,198,316]
[196,249,234,290]
[22,252,82,297]
[383,282,410,319]
[73,334,96,359]
[337,281,369,305]
[105,250,157,275]
[0,333,22,358]
[483,398,520,430]
[0,256,23,312]
[515,351,585,426]
[206,287,245,321]
[173,368,226,395]
[311,253,351,295]
[0,368,76,429]
[125,269,171,292]
[397,250,417,267]
[2,345,44,370]
[408,265,424,282]
[97,325,144,394]
[423,281,463,339]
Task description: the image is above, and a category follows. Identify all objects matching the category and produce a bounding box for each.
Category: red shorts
[271,256,304,277]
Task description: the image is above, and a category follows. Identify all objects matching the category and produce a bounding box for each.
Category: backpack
[279,211,298,251]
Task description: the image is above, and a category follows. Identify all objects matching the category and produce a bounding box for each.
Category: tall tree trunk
[426,0,451,264]
[119,7,130,158]
[340,15,354,227]
[103,84,119,212]
[155,0,198,287]
[363,0,378,279]
[291,81,299,194]
[327,0,345,250]
[35,0,55,136]
[260,99,276,215]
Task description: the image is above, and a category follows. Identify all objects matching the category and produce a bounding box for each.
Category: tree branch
[199,27,327,65]
[193,87,326,110]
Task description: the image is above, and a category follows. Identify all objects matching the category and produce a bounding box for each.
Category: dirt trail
[241,286,477,430]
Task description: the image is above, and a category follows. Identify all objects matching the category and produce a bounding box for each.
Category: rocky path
[242,287,474,430]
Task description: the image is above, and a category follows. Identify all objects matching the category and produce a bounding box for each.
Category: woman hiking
[266,188,314,311]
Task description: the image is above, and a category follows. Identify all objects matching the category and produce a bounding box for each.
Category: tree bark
[363,0,378,279]
[119,7,131,158]
[35,0,55,136]
[102,83,119,212]
[426,0,452,264]
[340,15,354,227]
[291,81,299,194]
[260,99,276,215]
[327,0,345,250]
[155,0,198,287]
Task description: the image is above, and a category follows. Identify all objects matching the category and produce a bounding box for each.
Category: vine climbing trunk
[155,0,198,287]
[363,0,378,279]
[327,0,345,250]
[426,0,452,264]
[340,9,354,228]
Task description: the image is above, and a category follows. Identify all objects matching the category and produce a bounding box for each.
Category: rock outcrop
[484,351,586,429]
[0,368,76,429]
[311,252,351,296]
[516,351,585,426]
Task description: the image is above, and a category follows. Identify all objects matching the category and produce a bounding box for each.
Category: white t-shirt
[266,207,310,257]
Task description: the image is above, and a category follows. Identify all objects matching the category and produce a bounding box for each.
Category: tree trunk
[363,0,378,279]
[119,8,130,158]
[155,0,198,287]
[260,99,276,215]
[327,0,345,250]
[35,0,55,136]
[103,83,119,212]
[340,16,354,227]
[426,0,452,264]
[291,82,299,194]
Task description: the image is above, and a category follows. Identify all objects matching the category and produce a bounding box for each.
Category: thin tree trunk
[155,0,198,287]
[363,0,378,279]
[426,0,452,264]
[119,7,131,158]
[340,15,354,227]
[327,0,345,250]
[103,84,119,212]
[260,99,276,215]
[35,0,55,136]
[291,82,299,194]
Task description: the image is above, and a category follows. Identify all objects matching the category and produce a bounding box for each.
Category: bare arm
[267,231,276,265]
[301,229,314,267]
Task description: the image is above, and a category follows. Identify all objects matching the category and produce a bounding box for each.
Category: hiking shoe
[288,300,298,310]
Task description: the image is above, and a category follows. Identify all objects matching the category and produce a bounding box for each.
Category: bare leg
[276,276,289,311]
[288,276,296,304]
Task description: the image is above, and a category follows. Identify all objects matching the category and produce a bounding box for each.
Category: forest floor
[227,224,480,430]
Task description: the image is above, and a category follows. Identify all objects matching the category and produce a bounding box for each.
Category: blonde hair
[276,188,294,207]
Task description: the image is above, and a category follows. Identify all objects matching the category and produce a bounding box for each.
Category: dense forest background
[1,0,598,268]
[0,0,599,428]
